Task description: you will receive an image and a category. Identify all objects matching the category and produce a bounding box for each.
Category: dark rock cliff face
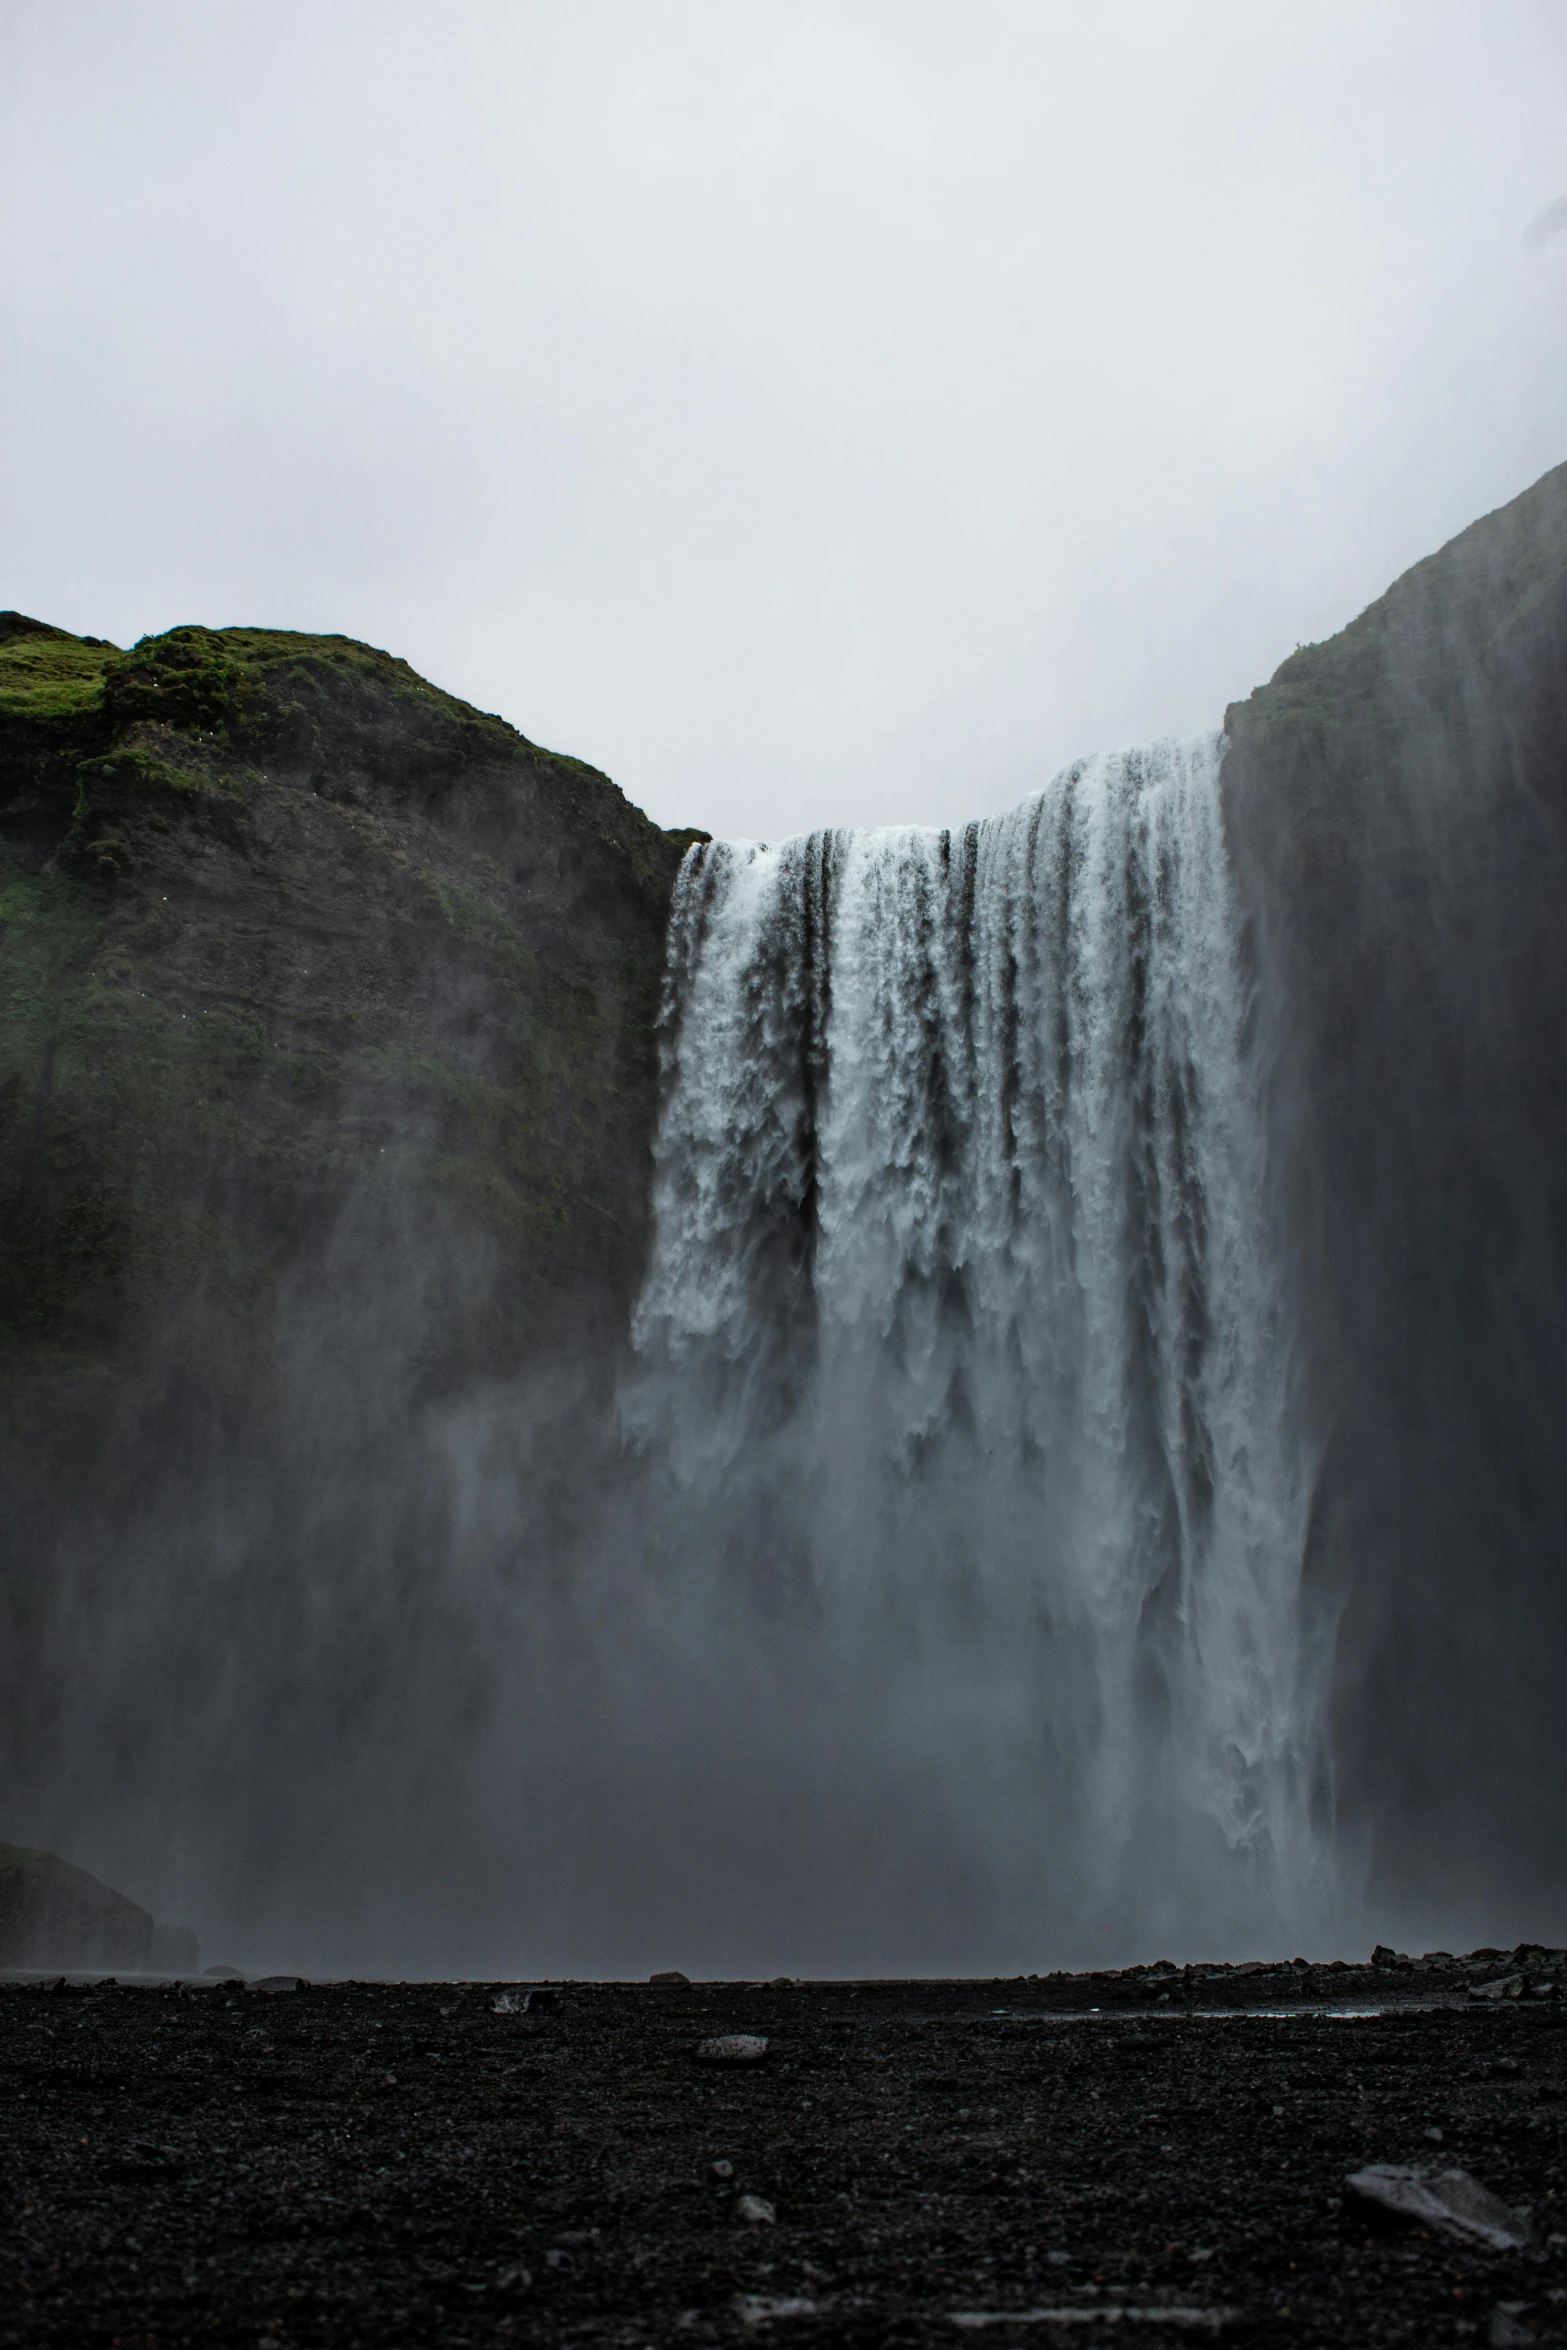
[0,619,701,1944]
[0,617,700,1412]
[1222,461,1567,1940]
[0,1839,197,1971]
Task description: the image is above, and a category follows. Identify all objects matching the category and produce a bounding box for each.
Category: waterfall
[623,733,1329,1963]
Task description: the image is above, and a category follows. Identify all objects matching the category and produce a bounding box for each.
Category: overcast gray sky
[4,0,1564,837]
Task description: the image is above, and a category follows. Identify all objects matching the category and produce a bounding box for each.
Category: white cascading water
[622,734,1330,1963]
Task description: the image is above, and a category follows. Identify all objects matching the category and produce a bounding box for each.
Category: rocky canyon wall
[1222,460,1567,1943]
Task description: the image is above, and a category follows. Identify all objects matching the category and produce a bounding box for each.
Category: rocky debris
[1473,1976,1527,2003]
[1344,2164,1534,2250]
[0,1971,1561,2346]
[492,1992,521,2013]
[734,2193,777,2224]
[245,1975,304,1995]
[696,2032,770,2064]
[997,1943,1567,2016]
[99,2138,186,2184]
[0,1841,197,1973]
[948,2311,1241,2334]
[650,1970,691,1986]
[734,2292,820,2325]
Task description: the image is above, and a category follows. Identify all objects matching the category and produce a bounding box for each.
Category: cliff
[0,1839,197,1971]
[0,615,701,1463]
[0,620,701,1945]
[1222,459,1567,1935]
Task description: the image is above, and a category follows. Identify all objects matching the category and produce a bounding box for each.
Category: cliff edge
[1223,459,1567,1933]
[0,616,701,1452]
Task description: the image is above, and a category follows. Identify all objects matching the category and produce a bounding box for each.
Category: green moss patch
[0,616,120,721]
[104,626,264,737]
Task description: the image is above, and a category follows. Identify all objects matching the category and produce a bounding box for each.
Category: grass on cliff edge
[0,613,527,740]
[0,616,121,720]
[0,616,682,827]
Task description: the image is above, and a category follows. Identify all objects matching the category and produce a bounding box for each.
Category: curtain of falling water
[624,735,1330,1956]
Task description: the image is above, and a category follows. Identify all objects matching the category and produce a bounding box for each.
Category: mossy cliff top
[0,614,706,1454]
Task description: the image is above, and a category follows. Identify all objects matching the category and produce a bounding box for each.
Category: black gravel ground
[1,1958,1564,2347]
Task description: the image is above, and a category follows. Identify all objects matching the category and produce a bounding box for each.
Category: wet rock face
[0,620,703,1884]
[0,1843,200,1973]
[0,1843,156,1971]
[0,617,702,1410]
[1221,461,1567,1933]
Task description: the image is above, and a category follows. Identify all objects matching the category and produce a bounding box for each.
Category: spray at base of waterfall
[614,732,1338,1962]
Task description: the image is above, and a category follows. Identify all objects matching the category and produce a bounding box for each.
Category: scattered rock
[651,1970,691,1986]
[247,1976,304,1995]
[492,1993,520,2014]
[696,2034,770,2065]
[1344,2164,1534,2251]
[734,2292,818,2324]
[948,2308,1240,2333]
[524,1988,558,2013]
[100,2141,185,2184]
[710,2159,735,2180]
[1471,1976,1525,2002]
[735,2193,776,2224]
[1371,1946,1413,1970]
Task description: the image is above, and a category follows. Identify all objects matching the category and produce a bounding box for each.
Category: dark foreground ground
[1,1956,1564,2348]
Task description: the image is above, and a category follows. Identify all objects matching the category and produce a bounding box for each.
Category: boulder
[1344,2164,1533,2251]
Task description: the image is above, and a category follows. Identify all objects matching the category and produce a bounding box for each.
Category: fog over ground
[3,0,1565,838]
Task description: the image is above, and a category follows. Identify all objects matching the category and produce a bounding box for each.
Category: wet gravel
[1,1962,1563,2346]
